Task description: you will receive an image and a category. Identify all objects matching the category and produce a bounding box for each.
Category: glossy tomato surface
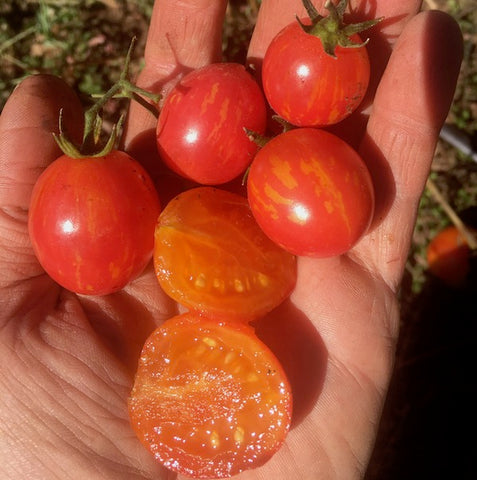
[262,21,370,127]
[28,151,161,295]
[247,128,374,257]
[154,187,296,321]
[128,312,292,478]
[156,63,267,185]
[427,225,475,287]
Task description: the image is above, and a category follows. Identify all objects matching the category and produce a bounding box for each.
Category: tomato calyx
[54,38,161,159]
[297,0,382,57]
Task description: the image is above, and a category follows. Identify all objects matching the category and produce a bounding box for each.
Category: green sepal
[297,0,383,58]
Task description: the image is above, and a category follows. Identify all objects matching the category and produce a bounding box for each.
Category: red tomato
[128,312,292,478]
[156,63,267,185]
[247,128,374,257]
[28,151,160,295]
[154,187,296,321]
[262,20,370,127]
[427,225,475,287]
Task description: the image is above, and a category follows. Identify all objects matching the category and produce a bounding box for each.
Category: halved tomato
[128,312,292,478]
[153,187,297,321]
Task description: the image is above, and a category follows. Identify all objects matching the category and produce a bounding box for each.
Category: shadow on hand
[253,299,327,428]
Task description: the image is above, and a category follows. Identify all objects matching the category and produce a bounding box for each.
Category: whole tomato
[427,225,477,287]
[128,312,292,478]
[28,151,161,295]
[262,0,378,127]
[247,128,374,257]
[154,187,297,321]
[156,63,267,185]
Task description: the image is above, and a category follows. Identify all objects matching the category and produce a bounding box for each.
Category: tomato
[427,225,476,287]
[156,63,267,185]
[247,128,374,257]
[261,13,371,127]
[128,312,292,478]
[153,187,296,321]
[28,151,161,295]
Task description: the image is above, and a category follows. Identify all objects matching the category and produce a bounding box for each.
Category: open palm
[0,1,462,479]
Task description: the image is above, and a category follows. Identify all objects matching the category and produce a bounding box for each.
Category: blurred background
[1,0,476,478]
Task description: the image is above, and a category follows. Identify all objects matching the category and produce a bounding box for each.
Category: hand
[0,1,462,479]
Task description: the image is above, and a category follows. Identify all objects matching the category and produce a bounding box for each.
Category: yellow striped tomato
[247,128,374,257]
[156,63,267,185]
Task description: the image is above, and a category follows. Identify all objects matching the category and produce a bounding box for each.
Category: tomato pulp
[128,312,292,479]
[153,187,297,321]
[28,151,160,295]
[247,128,374,257]
[156,63,267,185]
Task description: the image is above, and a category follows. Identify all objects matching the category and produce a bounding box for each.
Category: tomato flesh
[156,63,267,185]
[247,128,374,257]
[28,151,161,295]
[128,312,292,479]
[262,21,370,127]
[154,187,297,321]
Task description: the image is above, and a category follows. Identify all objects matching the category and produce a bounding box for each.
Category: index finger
[123,0,228,152]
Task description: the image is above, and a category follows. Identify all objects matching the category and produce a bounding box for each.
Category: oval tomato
[262,20,370,127]
[156,63,267,185]
[247,128,374,257]
[128,312,292,478]
[28,151,161,295]
[154,187,296,321]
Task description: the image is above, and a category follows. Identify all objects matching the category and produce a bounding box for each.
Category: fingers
[124,0,228,150]
[0,75,83,211]
[357,11,463,289]
[0,75,83,289]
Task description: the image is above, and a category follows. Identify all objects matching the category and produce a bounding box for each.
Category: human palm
[0,1,462,479]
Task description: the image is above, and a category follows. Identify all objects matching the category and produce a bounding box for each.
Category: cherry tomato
[128,312,292,479]
[427,225,476,287]
[262,20,370,127]
[28,151,160,295]
[154,187,296,321]
[156,63,267,185]
[247,128,374,257]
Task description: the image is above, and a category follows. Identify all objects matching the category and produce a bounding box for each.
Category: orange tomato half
[128,312,292,478]
[153,187,297,321]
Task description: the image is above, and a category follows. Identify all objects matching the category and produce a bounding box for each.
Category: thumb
[0,75,83,295]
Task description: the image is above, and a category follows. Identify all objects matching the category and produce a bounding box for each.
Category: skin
[0,1,463,479]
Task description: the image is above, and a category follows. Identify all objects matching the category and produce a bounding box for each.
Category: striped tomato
[261,0,378,127]
[156,63,267,185]
[247,128,374,257]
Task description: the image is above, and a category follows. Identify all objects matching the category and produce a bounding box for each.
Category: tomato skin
[247,128,374,257]
[154,187,296,321]
[128,312,292,479]
[262,21,370,127]
[427,225,475,287]
[28,151,161,295]
[156,63,267,185]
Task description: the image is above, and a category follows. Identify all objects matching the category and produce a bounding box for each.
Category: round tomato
[262,19,371,127]
[28,151,160,295]
[156,63,267,185]
[427,225,476,287]
[247,128,374,257]
[128,312,292,478]
[153,187,296,321]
